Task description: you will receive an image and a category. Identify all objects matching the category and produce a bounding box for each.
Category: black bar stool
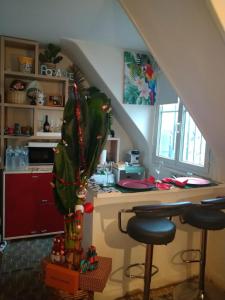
[174,197,225,300]
[118,201,192,300]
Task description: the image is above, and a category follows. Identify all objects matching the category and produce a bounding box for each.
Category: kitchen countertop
[87,181,225,204]
[84,181,225,300]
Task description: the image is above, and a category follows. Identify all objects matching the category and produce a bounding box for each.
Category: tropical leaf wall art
[123,51,158,105]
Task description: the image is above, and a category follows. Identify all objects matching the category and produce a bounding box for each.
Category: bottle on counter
[5,145,14,170]
[14,146,21,170]
[43,115,50,132]
[19,146,29,170]
[5,145,29,171]
[23,147,29,169]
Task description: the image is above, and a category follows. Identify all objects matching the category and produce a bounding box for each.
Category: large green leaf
[53,86,111,214]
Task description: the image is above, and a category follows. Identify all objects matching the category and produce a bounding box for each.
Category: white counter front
[84,183,225,300]
[4,165,53,174]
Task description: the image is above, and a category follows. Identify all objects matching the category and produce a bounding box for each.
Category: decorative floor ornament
[51,83,111,271]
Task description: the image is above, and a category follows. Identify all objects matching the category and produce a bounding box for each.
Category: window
[154,99,210,175]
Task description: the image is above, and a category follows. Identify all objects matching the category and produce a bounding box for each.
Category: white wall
[112,117,133,161]
[61,38,152,170]
[2,0,224,180]
[119,0,225,182]
[86,184,225,299]
[63,39,153,142]
[61,37,224,180]
[119,0,225,289]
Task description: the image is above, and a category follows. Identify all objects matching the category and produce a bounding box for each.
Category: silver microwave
[28,142,58,165]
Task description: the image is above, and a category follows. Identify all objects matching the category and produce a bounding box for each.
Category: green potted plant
[52,82,111,269]
[39,43,63,68]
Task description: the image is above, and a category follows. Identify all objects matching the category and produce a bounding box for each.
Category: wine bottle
[43,115,50,132]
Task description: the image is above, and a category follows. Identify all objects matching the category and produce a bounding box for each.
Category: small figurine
[80,259,90,274]
[65,251,74,269]
[10,80,26,91]
[14,123,21,135]
[35,91,45,105]
[79,245,98,273]
[87,245,98,271]
[50,234,65,264]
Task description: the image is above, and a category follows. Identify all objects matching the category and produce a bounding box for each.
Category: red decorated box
[45,262,79,294]
[79,256,112,292]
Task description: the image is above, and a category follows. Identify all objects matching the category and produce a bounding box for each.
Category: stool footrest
[125,263,158,279]
[181,249,201,263]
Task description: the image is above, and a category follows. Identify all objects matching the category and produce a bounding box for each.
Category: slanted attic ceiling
[0,0,147,50]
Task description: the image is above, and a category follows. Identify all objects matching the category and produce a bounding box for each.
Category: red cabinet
[4,172,64,239]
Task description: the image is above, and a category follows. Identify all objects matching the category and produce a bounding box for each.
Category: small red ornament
[147,176,155,184]
[101,104,108,111]
[50,182,55,189]
[60,178,65,184]
[84,202,94,213]
[75,210,82,220]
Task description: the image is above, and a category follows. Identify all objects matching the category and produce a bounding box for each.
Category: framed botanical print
[123,51,157,105]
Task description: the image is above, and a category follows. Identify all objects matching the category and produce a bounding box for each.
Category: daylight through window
[155,99,208,173]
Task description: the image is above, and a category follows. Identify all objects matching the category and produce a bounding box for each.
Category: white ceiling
[0,0,147,50]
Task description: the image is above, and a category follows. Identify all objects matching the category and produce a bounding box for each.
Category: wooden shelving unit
[5,70,68,82]
[0,35,69,168]
[0,35,121,241]
[105,137,120,163]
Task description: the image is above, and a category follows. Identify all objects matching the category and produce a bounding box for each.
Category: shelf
[36,105,64,111]
[1,36,69,239]
[4,135,61,140]
[4,103,64,111]
[0,36,68,170]
[107,137,120,141]
[32,136,61,140]
[4,70,68,83]
[4,36,38,49]
[3,36,39,75]
[4,135,33,139]
[4,103,34,109]
[36,132,61,137]
[105,138,120,163]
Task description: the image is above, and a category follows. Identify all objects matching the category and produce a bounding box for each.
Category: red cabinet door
[38,201,64,233]
[33,173,54,203]
[4,172,64,239]
[34,173,64,233]
[4,174,39,237]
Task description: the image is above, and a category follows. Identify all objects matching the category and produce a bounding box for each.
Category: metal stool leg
[143,244,154,300]
[199,229,207,299]
[173,229,210,300]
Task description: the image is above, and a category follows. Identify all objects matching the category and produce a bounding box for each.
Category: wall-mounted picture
[123,51,157,105]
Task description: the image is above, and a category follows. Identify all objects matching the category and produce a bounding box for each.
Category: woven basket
[6,90,27,104]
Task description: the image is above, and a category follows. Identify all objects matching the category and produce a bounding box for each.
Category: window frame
[152,101,211,176]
